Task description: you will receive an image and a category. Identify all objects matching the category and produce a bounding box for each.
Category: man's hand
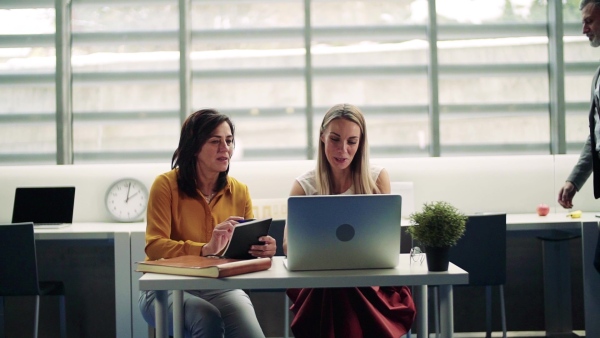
[558,181,577,209]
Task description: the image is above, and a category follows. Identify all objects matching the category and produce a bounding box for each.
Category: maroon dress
[287,286,416,338]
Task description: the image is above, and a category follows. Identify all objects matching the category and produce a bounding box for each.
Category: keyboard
[33,223,71,229]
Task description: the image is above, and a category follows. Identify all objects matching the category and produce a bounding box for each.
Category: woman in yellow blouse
[139,109,276,338]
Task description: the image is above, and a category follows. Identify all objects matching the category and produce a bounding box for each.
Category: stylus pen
[237,218,256,223]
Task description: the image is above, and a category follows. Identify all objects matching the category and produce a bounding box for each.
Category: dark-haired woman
[139,109,275,338]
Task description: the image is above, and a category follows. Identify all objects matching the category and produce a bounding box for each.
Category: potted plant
[406,201,468,271]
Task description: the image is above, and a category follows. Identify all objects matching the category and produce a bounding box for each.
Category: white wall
[0,154,598,224]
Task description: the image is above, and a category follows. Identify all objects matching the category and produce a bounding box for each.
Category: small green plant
[407,201,468,248]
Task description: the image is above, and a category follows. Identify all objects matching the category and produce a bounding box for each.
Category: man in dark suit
[557,0,600,273]
[596,232,600,273]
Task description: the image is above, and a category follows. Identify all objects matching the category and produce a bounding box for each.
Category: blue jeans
[139,289,265,338]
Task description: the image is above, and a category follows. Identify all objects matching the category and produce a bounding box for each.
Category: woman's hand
[249,235,277,258]
[202,216,243,256]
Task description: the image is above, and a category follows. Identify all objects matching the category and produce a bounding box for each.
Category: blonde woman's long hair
[315,103,380,195]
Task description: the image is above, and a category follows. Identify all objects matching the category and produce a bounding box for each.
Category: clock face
[105,178,148,222]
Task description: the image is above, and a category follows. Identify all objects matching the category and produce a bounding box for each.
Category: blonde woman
[283,103,416,338]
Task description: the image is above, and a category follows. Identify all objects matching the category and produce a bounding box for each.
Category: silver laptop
[11,187,75,229]
[285,194,401,271]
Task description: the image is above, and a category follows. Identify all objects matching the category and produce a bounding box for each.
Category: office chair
[0,222,66,338]
[432,213,507,338]
[400,225,414,338]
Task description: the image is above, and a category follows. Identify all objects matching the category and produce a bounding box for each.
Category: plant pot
[424,246,450,272]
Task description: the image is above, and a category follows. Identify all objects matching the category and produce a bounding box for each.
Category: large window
[190,1,308,159]
[311,0,429,157]
[71,3,181,162]
[0,0,588,164]
[437,0,550,155]
[0,6,57,163]
[564,1,599,153]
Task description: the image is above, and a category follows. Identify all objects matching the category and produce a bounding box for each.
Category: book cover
[222,218,272,259]
[136,255,272,278]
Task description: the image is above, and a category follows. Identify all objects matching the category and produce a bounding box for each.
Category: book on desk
[136,255,272,278]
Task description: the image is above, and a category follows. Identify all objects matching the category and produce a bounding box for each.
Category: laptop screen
[285,194,402,271]
[11,187,76,224]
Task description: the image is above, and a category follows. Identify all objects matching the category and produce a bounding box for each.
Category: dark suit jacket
[567,66,600,199]
[595,229,600,273]
[566,66,600,273]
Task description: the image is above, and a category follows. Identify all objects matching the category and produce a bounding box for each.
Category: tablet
[222,218,273,259]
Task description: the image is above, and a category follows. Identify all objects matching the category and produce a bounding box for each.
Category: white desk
[32,214,599,338]
[34,222,146,338]
[131,229,149,338]
[400,213,600,337]
[139,254,468,338]
[505,213,600,338]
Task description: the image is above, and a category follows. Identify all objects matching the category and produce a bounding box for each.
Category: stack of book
[136,255,272,278]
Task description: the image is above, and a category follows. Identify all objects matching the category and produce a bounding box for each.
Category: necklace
[202,191,215,203]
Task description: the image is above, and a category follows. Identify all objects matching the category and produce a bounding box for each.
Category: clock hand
[125,182,131,203]
[128,192,139,200]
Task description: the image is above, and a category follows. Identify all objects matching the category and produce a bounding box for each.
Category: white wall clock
[105,178,149,222]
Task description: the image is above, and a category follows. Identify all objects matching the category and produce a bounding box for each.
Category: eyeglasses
[410,246,425,265]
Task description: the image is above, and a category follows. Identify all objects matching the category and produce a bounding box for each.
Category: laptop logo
[336,223,355,242]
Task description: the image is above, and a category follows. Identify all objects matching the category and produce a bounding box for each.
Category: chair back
[401,226,413,254]
[0,222,42,296]
[268,219,286,257]
[449,214,507,286]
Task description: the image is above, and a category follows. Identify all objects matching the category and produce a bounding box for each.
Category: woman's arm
[145,174,191,260]
[376,167,391,194]
[290,180,307,196]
